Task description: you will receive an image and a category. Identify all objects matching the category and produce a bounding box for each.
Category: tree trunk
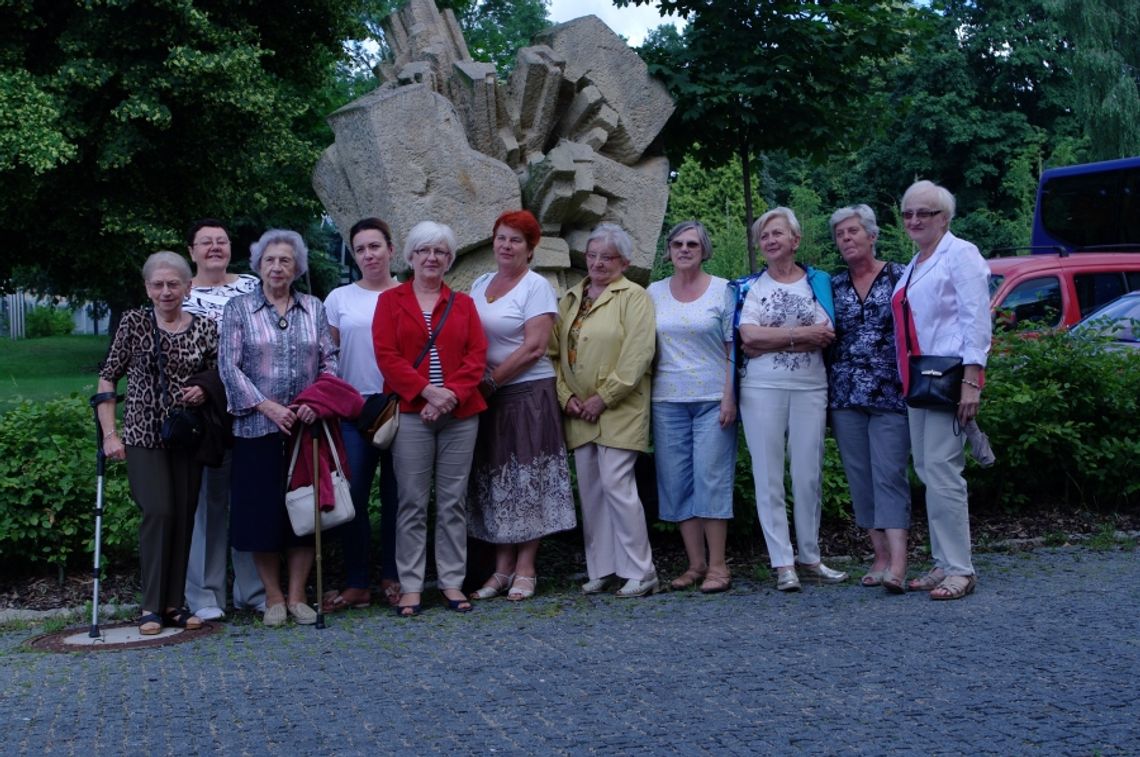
[740,140,757,273]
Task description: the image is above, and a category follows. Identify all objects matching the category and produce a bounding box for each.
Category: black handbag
[152,310,205,449]
[900,267,963,410]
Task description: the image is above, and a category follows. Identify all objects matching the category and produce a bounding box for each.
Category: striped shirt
[422,311,445,386]
[219,287,338,438]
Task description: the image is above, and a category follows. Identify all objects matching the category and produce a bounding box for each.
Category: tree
[1052,0,1140,160]
[0,0,367,312]
[628,0,919,271]
[442,0,550,76]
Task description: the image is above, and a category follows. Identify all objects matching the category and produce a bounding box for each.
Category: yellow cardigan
[552,275,655,452]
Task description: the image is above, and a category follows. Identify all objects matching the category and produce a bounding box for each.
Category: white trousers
[739,386,827,567]
[909,407,974,576]
[574,443,655,581]
[184,452,265,612]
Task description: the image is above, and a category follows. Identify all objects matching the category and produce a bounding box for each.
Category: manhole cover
[28,621,223,652]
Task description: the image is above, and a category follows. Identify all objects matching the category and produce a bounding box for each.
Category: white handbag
[285,420,355,536]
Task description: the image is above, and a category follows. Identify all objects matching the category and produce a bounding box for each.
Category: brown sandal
[670,568,707,591]
[699,572,732,594]
[907,568,946,592]
[930,574,977,601]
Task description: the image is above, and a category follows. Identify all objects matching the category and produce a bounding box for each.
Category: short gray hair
[751,207,802,248]
[250,229,309,280]
[142,251,192,282]
[402,221,457,271]
[666,220,714,261]
[829,204,880,241]
[901,180,956,221]
[586,223,634,263]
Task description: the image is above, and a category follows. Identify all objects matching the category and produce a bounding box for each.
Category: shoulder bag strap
[412,291,456,370]
[901,264,917,357]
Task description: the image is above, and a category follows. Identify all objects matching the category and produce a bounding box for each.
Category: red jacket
[373,280,488,419]
[287,374,364,510]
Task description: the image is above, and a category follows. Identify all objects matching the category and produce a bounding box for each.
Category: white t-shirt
[647,276,733,402]
[738,272,830,391]
[323,283,388,394]
[471,270,557,386]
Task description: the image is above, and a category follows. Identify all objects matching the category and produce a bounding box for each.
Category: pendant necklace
[277,315,288,330]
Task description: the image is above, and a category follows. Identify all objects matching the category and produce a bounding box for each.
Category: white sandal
[507,575,537,601]
[470,572,513,600]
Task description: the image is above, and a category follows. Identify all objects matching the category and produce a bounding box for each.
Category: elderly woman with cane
[97,251,219,635]
[220,229,338,626]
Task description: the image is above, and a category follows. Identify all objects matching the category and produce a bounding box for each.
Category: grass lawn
[0,335,110,408]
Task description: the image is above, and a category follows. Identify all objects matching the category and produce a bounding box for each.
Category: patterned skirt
[467,377,577,543]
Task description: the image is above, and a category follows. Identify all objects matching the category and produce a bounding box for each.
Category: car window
[988,274,1004,298]
[1127,271,1140,291]
[993,276,1062,329]
[1073,272,1126,317]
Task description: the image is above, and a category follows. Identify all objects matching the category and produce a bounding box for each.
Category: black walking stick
[87,391,121,639]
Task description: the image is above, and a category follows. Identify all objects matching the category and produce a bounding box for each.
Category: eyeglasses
[669,240,702,250]
[193,238,230,247]
[585,252,622,264]
[901,209,942,220]
[413,246,450,258]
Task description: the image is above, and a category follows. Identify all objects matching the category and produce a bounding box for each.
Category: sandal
[670,567,707,591]
[395,603,421,618]
[138,612,163,636]
[507,575,537,601]
[699,572,732,594]
[381,580,401,607]
[442,591,474,613]
[881,571,906,594]
[469,572,512,600]
[930,574,977,601]
[907,568,946,592]
[860,570,885,587]
[163,607,203,630]
[321,588,371,612]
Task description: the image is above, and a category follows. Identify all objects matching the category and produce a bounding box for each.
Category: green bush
[971,330,1140,510]
[24,305,75,338]
[0,397,138,570]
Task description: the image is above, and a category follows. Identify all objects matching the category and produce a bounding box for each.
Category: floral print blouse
[828,263,907,412]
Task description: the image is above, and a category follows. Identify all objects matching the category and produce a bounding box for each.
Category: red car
[988,252,1140,329]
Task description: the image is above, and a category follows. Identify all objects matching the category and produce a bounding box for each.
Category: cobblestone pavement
[1,547,1137,755]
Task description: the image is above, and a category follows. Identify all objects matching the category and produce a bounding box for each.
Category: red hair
[493,210,541,251]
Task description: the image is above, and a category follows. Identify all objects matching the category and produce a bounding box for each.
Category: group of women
[97,177,990,635]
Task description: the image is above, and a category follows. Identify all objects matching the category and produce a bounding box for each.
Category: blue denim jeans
[336,421,399,588]
[651,401,737,521]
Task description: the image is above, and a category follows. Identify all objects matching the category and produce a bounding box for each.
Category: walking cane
[313,423,326,629]
[87,391,120,639]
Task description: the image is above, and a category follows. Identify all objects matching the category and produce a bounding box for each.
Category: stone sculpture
[312,0,675,290]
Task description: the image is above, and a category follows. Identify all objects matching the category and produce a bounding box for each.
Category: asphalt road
[1,546,1137,755]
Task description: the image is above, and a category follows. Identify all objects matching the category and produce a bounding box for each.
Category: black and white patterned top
[828,263,906,412]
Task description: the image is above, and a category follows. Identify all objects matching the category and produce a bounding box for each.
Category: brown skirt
[467,378,576,543]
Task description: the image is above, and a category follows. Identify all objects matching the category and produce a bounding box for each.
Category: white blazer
[893,231,992,367]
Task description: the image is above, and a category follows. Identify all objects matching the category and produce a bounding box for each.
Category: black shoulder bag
[900,265,963,411]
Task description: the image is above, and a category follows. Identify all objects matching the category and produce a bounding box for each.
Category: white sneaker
[615,574,660,598]
[581,575,616,595]
[195,606,225,622]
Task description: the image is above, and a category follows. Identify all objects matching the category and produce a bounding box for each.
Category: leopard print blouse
[99,308,219,449]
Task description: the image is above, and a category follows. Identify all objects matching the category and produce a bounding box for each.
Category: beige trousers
[574,443,655,581]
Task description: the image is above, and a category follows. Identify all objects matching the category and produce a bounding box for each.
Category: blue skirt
[230,433,314,552]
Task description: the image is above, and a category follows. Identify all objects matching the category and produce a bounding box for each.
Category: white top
[324,283,387,394]
[892,230,991,367]
[183,273,260,322]
[471,270,557,385]
[738,272,831,390]
[647,276,733,402]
